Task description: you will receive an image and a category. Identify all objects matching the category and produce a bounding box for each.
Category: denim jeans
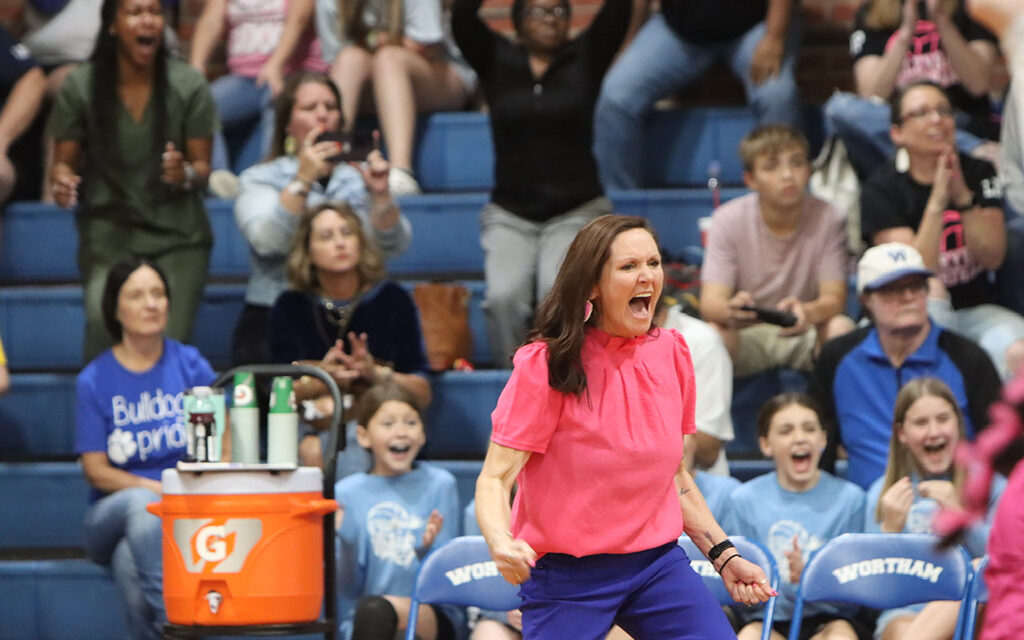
[209,74,274,173]
[593,12,803,190]
[83,487,165,640]
[823,91,985,179]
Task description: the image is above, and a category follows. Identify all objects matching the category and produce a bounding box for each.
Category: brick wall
[0,0,893,103]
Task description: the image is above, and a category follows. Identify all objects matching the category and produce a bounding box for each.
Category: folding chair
[405,535,521,640]
[955,555,988,640]
[788,533,972,640]
[678,535,779,640]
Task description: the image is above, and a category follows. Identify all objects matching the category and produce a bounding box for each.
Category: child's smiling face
[759,403,827,492]
[357,400,426,477]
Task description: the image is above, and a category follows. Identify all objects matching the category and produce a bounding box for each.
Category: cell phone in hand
[315,131,375,163]
[740,305,798,328]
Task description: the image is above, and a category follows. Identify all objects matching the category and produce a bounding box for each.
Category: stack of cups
[267,376,298,465]
[230,372,260,464]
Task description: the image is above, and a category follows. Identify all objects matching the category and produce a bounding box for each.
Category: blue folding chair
[679,535,779,640]
[405,535,521,640]
[788,533,973,640]
[955,555,988,640]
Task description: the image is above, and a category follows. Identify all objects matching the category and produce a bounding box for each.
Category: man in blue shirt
[810,242,1000,489]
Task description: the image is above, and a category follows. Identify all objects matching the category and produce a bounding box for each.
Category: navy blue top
[268,281,430,377]
[1,25,37,102]
[811,323,1000,489]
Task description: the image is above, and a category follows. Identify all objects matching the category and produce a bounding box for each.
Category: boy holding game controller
[700,125,855,377]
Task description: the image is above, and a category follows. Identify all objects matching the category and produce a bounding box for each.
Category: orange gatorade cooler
[147,467,336,625]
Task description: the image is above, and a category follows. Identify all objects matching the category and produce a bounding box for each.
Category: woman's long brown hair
[528,215,659,397]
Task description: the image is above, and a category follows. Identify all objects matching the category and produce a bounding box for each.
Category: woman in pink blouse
[474,214,774,639]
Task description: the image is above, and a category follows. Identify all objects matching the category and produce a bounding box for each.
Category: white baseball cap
[857,242,934,294]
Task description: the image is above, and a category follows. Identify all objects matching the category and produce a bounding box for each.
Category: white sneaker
[208,169,240,199]
[388,168,422,196]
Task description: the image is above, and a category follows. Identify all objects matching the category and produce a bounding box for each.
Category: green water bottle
[230,371,260,464]
[267,376,298,465]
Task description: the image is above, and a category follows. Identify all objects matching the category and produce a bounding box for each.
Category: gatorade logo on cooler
[173,518,262,573]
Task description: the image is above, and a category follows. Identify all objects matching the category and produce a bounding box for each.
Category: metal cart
[163,364,344,640]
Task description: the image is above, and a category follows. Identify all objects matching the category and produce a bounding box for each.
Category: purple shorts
[518,542,735,639]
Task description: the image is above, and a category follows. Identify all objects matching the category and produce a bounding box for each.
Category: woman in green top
[49,0,217,361]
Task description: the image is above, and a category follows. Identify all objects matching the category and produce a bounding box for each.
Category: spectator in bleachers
[233,70,408,366]
[724,392,867,640]
[335,382,462,639]
[0,25,46,207]
[270,201,429,473]
[0,333,10,395]
[75,257,218,640]
[700,125,855,379]
[865,376,1002,640]
[658,300,736,475]
[47,0,217,361]
[811,242,1001,489]
[824,0,999,180]
[451,0,629,366]
[860,80,1024,378]
[592,0,802,191]
[189,0,327,191]
[315,0,477,195]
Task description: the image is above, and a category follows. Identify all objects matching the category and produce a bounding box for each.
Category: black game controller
[739,305,798,328]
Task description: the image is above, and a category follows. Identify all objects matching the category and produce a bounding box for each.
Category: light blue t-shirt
[696,470,740,524]
[864,472,1005,558]
[335,463,462,637]
[74,338,215,502]
[723,471,865,623]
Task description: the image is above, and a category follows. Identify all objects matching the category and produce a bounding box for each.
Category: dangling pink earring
[584,300,593,323]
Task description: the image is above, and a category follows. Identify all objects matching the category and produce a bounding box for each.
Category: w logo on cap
[887,248,909,263]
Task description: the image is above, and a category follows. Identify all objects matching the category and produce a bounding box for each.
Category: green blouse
[48,58,217,257]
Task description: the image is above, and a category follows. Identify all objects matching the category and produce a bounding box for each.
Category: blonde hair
[738,124,809,172]
[874,377,967,523]
[285,202,385,293]
[863,0,961,31]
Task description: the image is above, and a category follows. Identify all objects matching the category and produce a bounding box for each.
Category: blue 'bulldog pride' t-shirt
[75,338,215,502]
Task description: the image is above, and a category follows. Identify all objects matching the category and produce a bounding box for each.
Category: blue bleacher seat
[1,189,745,283]
[0,462,89,548]
[0,559,127,640]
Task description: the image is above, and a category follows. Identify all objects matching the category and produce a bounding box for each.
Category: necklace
[320,295,361,339]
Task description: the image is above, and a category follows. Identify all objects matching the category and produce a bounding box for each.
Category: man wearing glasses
[809,242,1001,490]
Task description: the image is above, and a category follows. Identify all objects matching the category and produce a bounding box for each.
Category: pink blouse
[491,327,696,557]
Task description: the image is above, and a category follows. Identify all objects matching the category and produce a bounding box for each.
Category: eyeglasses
[872,278,929,297]
[899,105,955,123]
[523,5,569,20]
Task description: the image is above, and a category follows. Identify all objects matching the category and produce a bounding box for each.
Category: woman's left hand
[161,142,188,187]
[352,131,390,196]
[332,334,377,383]
[720,554,776,605]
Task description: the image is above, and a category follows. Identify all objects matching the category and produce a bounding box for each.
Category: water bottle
[230,371,260,464]
[190,386,217,463]
[267,377,298,465]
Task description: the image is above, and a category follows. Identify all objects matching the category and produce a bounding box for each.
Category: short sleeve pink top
[491,327,697,557]
[226,0,327,77]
